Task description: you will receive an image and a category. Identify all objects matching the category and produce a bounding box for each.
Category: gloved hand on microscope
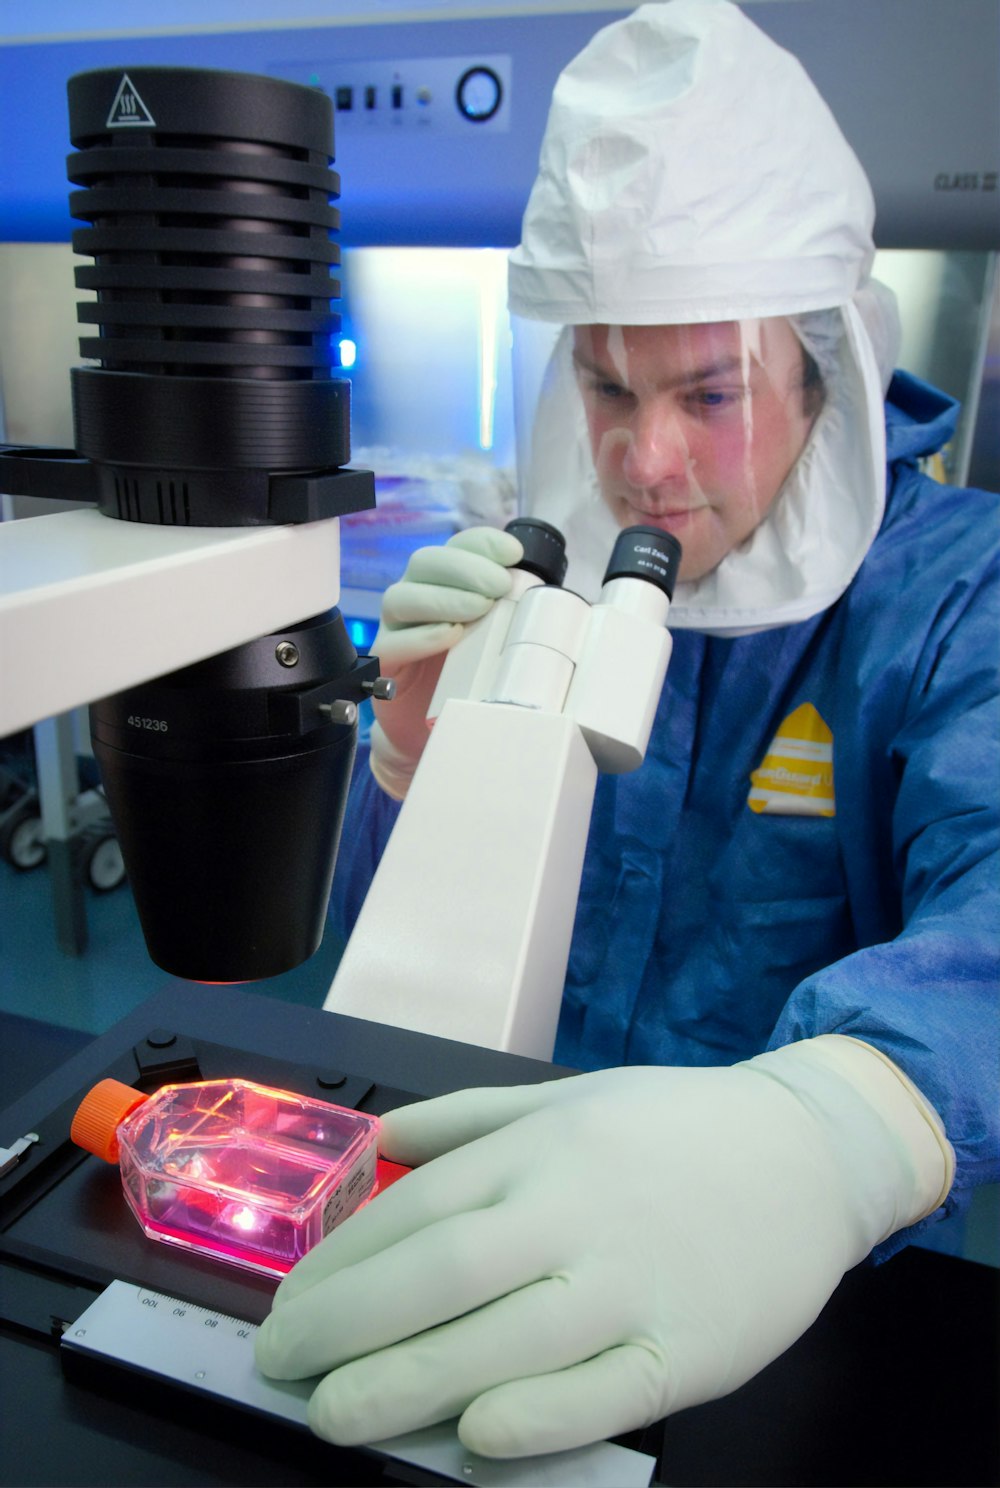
[365,525,524,800]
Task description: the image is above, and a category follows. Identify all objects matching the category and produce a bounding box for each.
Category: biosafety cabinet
[0,4,996,938]
[1,1,997,541]
[1,0,996,943]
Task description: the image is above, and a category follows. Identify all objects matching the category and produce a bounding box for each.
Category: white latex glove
[369,526,524,799]
[256,1035,952,1459]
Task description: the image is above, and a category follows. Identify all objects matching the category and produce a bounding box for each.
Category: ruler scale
[62,1281,655,1488]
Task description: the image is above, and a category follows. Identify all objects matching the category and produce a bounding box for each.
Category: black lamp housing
[56,65,378,982]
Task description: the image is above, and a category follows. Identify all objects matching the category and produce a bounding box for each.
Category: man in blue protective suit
[255,0,999,1460]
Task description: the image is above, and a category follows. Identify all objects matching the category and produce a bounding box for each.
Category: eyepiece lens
[504,517,568,586]
[603,526,682,599]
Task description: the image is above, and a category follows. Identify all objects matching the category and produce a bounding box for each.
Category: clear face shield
[512,306,890,635]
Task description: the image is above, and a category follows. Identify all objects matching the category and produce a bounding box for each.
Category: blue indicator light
[347,618,378,650]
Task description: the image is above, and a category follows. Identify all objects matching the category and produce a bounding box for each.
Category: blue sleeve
[327,734,402,947]
[769,497,999,1250]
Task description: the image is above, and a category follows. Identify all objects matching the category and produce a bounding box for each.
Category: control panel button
[455,66,502,123]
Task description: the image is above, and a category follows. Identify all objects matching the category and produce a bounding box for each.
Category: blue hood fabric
[329,374,998,1253]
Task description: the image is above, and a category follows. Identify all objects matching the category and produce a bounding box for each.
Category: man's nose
[620,402,689,488]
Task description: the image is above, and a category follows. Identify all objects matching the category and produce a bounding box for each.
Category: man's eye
[687,387,743,411]
[573,360,634,404]
[586,377,629,401]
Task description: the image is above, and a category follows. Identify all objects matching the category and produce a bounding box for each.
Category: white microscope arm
[0,506,342,738]
[324,564,673,1061]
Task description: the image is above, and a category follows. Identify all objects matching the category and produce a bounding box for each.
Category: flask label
[321,1142,379,1236]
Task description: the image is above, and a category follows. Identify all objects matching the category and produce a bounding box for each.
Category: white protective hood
[508,0,898,632]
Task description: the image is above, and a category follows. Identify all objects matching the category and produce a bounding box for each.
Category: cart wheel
[2,810,47,870]
[86,833,125,892]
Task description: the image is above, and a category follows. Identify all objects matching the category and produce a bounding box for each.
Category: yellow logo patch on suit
[747,703,836,817]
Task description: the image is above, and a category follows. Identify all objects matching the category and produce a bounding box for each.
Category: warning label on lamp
[106,74,156,129]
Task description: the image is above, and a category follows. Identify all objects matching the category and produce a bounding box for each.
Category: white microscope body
[325,524,680,1060]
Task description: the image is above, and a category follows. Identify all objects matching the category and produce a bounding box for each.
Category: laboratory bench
[1,984,997,1488]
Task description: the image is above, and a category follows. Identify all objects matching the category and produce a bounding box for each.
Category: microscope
[0,63,672,1488]
[1,63,681,1037]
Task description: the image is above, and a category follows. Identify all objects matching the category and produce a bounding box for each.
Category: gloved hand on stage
[255,1035,952,1458]
[369,526,524,799]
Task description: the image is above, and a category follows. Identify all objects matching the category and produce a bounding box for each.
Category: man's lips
[627,501,707,519]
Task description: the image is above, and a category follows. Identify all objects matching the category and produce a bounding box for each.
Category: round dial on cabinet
[455,66,503,122]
